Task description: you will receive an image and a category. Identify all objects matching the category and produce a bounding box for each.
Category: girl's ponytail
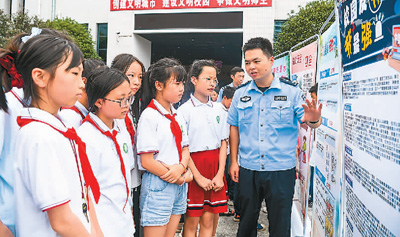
[0,33,29,112]
[140,63,155,111]
[140,58,187,111]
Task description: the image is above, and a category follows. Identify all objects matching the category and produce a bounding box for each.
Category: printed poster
[312,21,342,237]
[339,0,400,236]
[272,54,290,80]
[290,40,318,225]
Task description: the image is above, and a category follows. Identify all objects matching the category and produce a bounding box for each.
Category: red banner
[111,0,271,11]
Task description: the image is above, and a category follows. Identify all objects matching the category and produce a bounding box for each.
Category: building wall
[2,0,312,68]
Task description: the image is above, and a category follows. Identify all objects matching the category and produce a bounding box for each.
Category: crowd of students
[0,28,322,237]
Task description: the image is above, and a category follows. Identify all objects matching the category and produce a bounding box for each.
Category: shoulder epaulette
[279,77,298,86]
[237,80,251,89]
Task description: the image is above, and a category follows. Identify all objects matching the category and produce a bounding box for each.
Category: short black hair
[86,66,129,112]
[230,66,244,76]
[83,59,105,79]
[222,86,235,99]
[141,58,187,110]
[242,37,273,58]
[309,83,318,94]
[16,35,83,103]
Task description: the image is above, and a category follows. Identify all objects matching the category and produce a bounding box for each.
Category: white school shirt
[214,102,230,155]
[0,88,27,228]
[58,101,88,129]
[14,107,91,237]
[178,94,229,153]
[78,113,135,237]
[137,99,189,170]
[119,111,142,189]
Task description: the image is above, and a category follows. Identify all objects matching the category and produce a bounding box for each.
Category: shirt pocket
[237,101,254,124]
[267,101,293,124]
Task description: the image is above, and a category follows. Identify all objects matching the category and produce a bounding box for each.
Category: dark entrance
[135,12,244,86]
[138,33,243,86]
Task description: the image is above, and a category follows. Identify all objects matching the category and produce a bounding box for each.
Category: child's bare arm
[47,203,90,237]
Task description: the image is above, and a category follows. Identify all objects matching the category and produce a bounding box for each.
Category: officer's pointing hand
[301,98,322,123]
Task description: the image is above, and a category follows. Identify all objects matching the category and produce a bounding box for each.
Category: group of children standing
[0,28,237,237]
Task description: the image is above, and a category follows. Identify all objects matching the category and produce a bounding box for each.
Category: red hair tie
[0,55,24,89]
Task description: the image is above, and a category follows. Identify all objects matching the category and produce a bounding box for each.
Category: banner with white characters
[111,0,271,11]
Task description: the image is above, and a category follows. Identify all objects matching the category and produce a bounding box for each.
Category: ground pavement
[175,203,270,237]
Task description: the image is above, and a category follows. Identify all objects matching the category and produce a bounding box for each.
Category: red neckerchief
[124,114,135,146]
[146,100,182,162]
[83,115,130,212]
[61,105,85,119]
[16,116,101,208]
[0,55,23,88]
[10,90,27,107]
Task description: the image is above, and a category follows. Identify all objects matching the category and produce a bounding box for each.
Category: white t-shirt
[119,112,142,189]
[14,107,91,236]
[78,113,135,237]
[137,99,189,170]
[58,101,88,129]
[0,88,27,227]
[214,102,230,155]
[178,94,229,153]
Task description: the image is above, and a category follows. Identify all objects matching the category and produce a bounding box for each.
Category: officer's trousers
[236,166,295,237]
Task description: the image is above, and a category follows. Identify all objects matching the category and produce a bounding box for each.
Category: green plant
[0,11,100,59]
[44,18,100,59]
[274,0,335,55]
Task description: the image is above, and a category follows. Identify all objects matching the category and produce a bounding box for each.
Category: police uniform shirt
[14,108,91,236]
[137,99,189,170]
[78,113,135,237]
[178,94,229,153]
[227,77,305,171]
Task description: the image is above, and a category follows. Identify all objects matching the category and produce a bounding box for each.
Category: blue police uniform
[227,76,305,237]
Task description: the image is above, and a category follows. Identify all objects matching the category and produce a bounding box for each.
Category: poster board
[339,0,400,235]
[312,21,342,237]
[290,40,318,226]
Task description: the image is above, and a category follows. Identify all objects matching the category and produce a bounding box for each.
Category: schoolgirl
[78,66,135,236]
[178,59,229,237]
[13,34,102,236]
[0,32,29,237]
[137,58,193,237]
[111,53,145,237]
[59,58,105,128]
[0,29,79,237]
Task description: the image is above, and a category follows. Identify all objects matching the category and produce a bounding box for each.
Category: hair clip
[21,27,42,43]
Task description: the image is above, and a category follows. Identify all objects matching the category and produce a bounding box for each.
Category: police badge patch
[240,96,251,102]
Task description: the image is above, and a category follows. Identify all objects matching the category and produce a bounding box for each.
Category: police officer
[216,66,245,102]
[227,37,322,237]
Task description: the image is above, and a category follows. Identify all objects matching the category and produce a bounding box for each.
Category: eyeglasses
[199,77,219,86]
[103,95,134,108]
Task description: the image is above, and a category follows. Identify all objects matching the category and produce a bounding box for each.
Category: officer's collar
[248,76,281,92]
[190,94,213,107]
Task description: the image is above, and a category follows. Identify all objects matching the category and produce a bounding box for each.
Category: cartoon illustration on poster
[339,0,400,235]
[290,40,318,224]
[312,21,342,237]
